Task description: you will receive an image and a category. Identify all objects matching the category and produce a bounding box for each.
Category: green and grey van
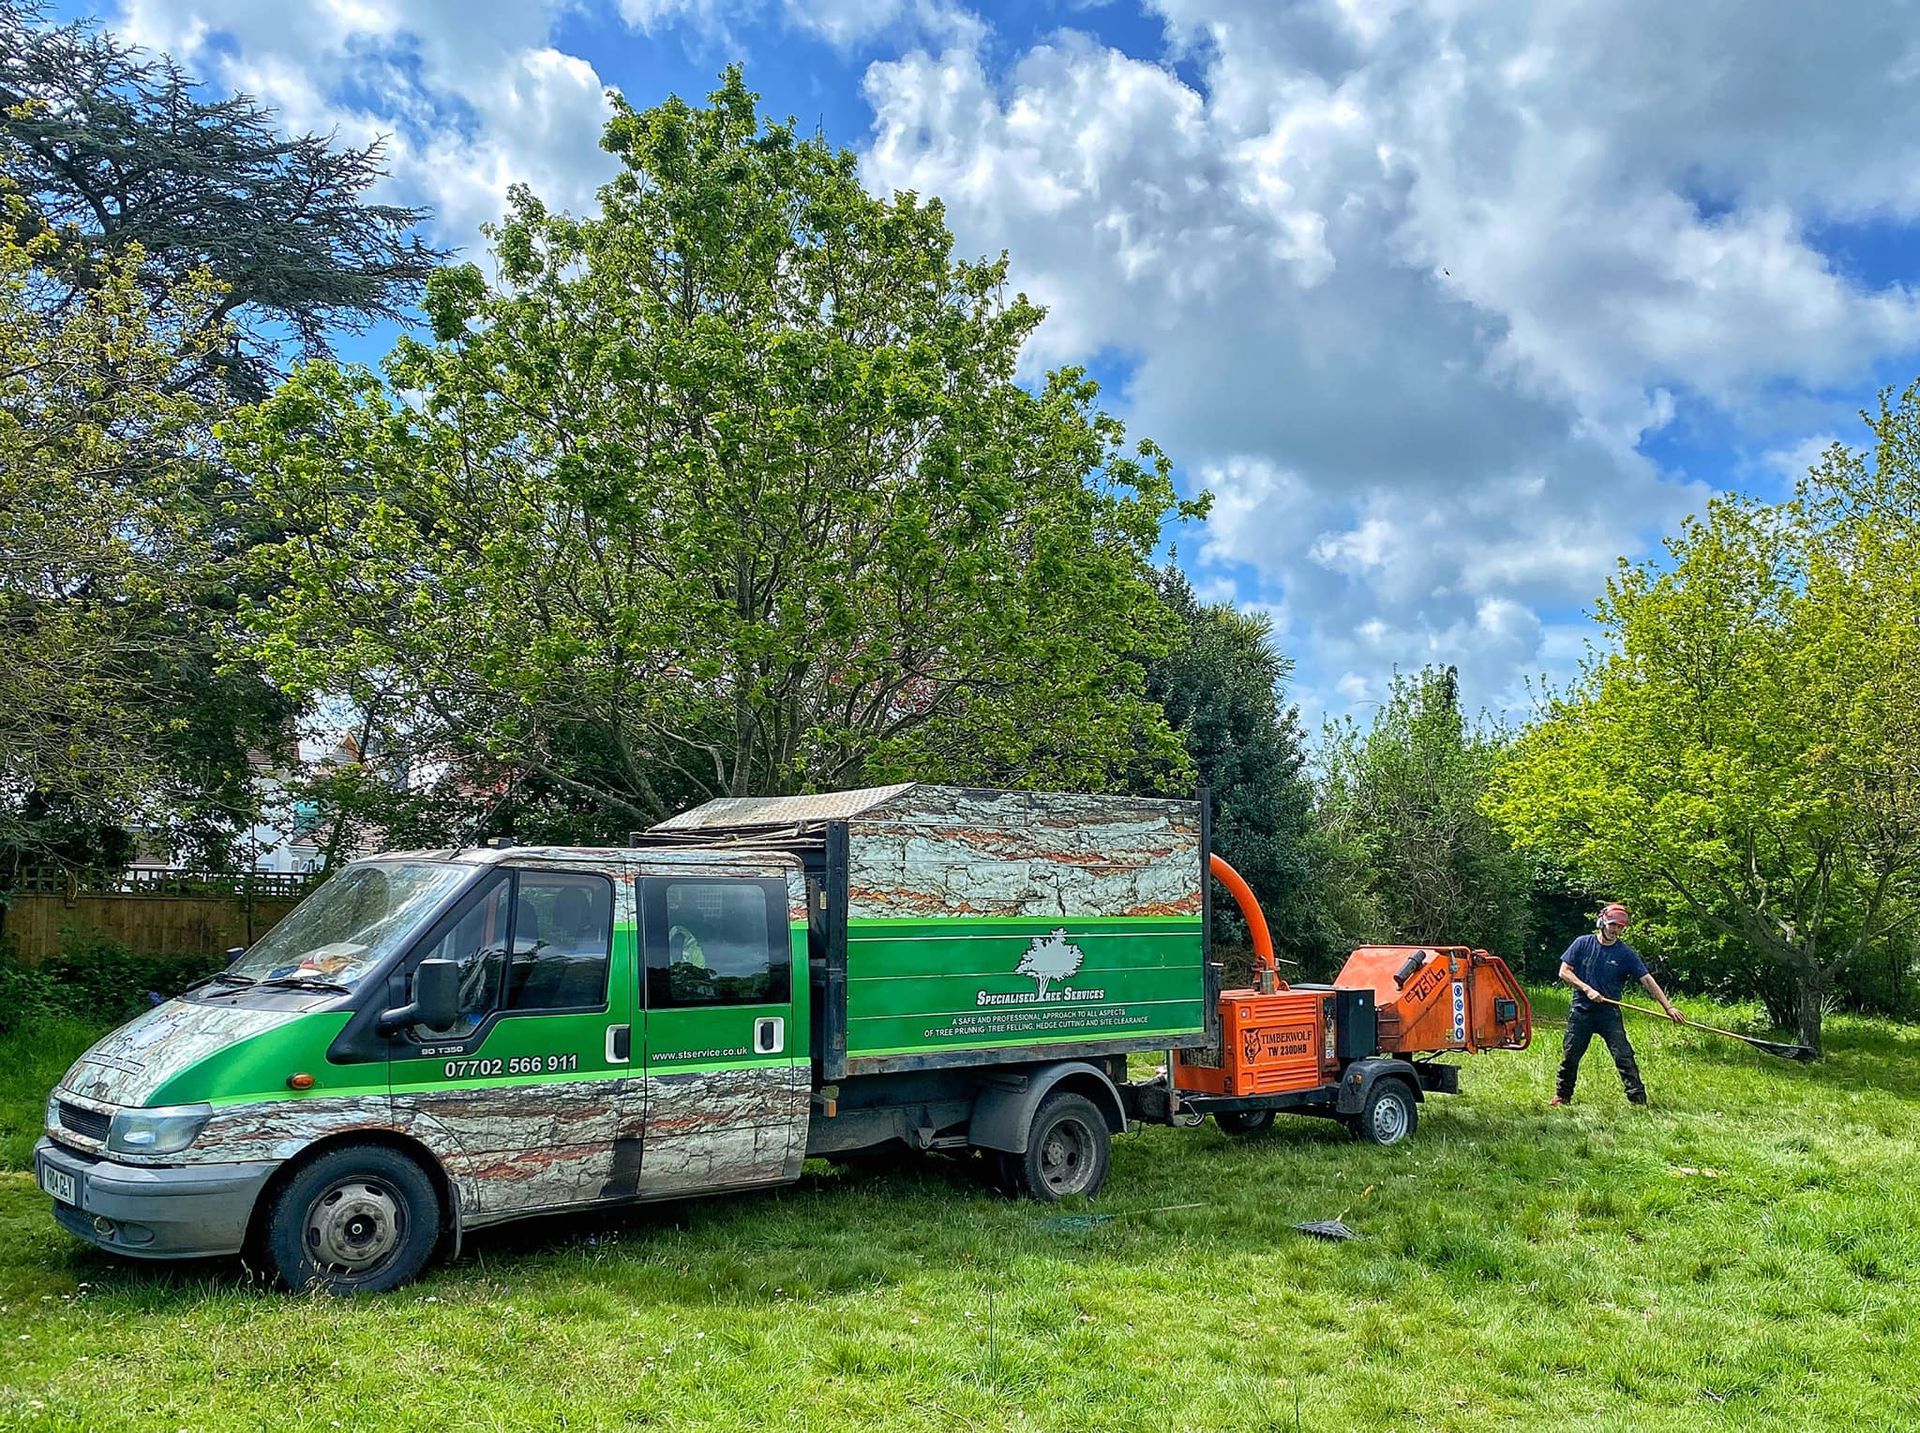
[38,785,1213,1291]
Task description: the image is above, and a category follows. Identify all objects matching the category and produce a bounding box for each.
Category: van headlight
[107,1104,212,1156]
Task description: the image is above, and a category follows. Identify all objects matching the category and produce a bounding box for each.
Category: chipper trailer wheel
[1348,1079,1418,1146]
[1003,1091,1112,1201]
[1213,1109,1277,1136]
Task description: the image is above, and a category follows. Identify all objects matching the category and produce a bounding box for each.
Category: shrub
[0,930,228,1034]
[0,958,59,1035]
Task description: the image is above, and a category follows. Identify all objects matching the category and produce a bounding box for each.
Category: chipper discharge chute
[1158,856,1532,1144]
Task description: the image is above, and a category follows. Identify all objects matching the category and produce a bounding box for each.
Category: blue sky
[86,0,1920,727]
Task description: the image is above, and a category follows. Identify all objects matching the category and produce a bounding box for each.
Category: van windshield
[227,861,473,991]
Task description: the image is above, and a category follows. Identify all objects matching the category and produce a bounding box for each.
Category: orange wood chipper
[1130,855,1532,1144]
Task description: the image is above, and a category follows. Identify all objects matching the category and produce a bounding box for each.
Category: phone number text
[442,1053,580,1079]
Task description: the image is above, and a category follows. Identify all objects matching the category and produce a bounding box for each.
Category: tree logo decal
[973,928,1106,1010]
[1016,928,1086,998]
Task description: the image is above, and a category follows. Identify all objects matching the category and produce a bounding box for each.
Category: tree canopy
[0,186,238,872]
[224,71,1204,836]
[1320,666,1532,961]
[0,0,444,398]
[1491,386,1920,1049]
[0,6,443,890]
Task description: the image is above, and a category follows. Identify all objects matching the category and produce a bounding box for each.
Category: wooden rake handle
[1598,995,1811,1059]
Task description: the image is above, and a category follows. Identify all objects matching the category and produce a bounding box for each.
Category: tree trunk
[1756,962,1800,1032]
[1793,971,1825,1055]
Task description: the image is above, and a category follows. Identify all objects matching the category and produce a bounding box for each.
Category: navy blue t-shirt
[1561,932,1648,1010]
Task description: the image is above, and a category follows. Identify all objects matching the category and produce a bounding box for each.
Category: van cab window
[231,860,470,992]
[648,879,787,1008]
[410,869,611,1040]
[411,876,511,1040]
[506,871,612,1011]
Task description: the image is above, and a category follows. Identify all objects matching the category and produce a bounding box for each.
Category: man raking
[1551,902,1682,1106]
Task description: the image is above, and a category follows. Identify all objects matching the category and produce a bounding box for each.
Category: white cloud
[1195,457,1315,560]
[409,46,617,243]
[617,0,980,50]
[784,0,983,50]
[861,0,1920,718]
[113,0,619,256]
[616,0,745,41]
[865,37,1339,372]
[1763,433,1843,487]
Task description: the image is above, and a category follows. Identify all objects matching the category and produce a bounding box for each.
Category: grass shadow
[1664,1018,1920,1102]
[444,1108,1606,1306]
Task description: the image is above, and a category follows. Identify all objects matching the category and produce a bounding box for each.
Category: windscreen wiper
[189,971,259,994]
[258,975,352,994]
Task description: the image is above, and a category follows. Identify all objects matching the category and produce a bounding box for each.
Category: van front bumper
[34,1138,277,1260]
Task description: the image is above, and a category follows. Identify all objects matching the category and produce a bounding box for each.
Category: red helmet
[1598,903,1631,930]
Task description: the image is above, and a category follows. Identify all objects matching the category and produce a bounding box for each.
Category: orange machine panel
[1334,946,1531,1054]
[1173,989,1330,1097]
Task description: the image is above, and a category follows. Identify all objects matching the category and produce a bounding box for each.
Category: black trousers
[1557,1003,1646,1103]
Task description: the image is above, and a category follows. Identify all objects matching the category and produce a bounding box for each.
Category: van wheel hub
[305,1180,404,1273]
[1038,1118,1096,1196]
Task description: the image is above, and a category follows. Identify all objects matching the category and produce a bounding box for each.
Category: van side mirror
[225,946,246,966]
[378,958,461,1036]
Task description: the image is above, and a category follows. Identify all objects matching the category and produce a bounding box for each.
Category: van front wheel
[263,1144,440,1294]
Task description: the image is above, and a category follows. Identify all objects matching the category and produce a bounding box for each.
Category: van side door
[388,864,641,1216]
[637,873,808,1193]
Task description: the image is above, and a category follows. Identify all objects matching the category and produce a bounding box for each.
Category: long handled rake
[1600,995,1817,1061]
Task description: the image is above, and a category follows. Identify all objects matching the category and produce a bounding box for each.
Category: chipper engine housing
[1339,944,1533,1057]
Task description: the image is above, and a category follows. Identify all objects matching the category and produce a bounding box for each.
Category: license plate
[39,1164,76,1205]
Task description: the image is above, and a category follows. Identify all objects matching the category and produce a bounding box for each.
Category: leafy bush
[0,929,227,1034]
[0,957,60,1036]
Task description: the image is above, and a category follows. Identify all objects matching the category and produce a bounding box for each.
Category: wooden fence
[2,869,314,964]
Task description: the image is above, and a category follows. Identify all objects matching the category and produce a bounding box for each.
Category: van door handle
[754,1016,784,1055]
[606,1024,630,1064]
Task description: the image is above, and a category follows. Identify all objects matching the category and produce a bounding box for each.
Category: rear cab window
[647,878,789,1009]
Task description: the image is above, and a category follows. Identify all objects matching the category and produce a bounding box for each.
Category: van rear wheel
[263,1144,440,1294]
[1003,1092,1111,1202]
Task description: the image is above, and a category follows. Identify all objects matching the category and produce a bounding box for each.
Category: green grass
[0,991,1915,1431]
[0,1018,98,1172]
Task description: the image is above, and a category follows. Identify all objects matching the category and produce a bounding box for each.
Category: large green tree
[224,72,1203,834]
[1491,386,1920,1051]
[1,4,444,887]
[1319,666,1532,960]
[0,190,234,884]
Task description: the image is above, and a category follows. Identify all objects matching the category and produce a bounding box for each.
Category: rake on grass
[1599,996,1818,1062]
